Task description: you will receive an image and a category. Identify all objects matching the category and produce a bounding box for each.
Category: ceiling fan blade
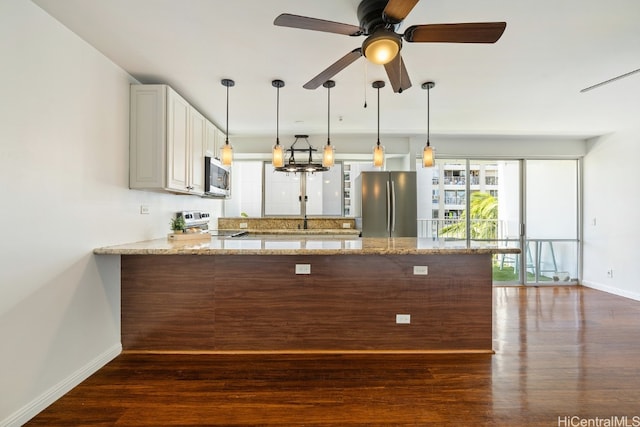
[303,48,363,90]
[404,22,507,43]
[383,0,419,24]
[274,13,362,36]
[384,53,412,93]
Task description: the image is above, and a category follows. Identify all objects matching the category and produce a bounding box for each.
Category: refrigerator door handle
[386,180,391,232]
[391,180,396,232]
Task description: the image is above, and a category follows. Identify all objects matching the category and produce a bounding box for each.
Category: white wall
[583,128,640,301]
[0,1,222,425]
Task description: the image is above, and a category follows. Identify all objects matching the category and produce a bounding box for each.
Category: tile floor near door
[27,286,640,426]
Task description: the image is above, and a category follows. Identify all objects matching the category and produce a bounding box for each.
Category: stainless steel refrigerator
[360,171,417,237]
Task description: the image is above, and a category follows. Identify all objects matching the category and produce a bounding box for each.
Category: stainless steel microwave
[204,156,230,198]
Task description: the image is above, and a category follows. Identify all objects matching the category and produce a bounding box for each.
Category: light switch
[239,222,248,229]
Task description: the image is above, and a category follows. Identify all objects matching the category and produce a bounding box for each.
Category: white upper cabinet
[130,84,217,196]
[188,107,206,194]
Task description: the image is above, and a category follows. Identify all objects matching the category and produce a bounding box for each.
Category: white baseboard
[582,280,640,302]
[1,343,122,427]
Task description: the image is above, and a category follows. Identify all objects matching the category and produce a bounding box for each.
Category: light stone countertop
[94,234,521,256]
[217,228,361,235]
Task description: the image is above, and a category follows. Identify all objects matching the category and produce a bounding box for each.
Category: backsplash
[218,216,356,231]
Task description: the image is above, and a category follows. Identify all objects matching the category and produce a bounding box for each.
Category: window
[263,162,343,216]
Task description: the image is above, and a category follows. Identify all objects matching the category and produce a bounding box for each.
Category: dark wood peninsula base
[121,253,493,353]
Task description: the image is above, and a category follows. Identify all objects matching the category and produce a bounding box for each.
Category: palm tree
[440,192,498,239]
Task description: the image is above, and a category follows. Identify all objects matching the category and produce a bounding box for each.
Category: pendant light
[220,78,235,166]
[322,80,335,168]
[372,80,385,167]
[422,81,435,168]
[272,79,285,168]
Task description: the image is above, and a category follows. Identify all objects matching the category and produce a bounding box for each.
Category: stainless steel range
[177,211,210,231]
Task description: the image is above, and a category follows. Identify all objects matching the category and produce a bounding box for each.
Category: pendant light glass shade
[220,78,234,166]
[421,81,435,168]
[373,143,385,167]
[220,142,233,166]
[272,142,284,168]
[322,143,335,168]
[422,142,434,167]
[372,80,385,167]
[271,79,285,168]
[322,80,336,168]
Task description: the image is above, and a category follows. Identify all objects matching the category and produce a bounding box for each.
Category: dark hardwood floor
[27,286,640,426]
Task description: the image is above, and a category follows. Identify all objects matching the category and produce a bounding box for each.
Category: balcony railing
[417,218,504,240]
[417,219,578,284]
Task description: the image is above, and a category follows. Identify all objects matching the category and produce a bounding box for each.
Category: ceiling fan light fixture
[363,30,401,65]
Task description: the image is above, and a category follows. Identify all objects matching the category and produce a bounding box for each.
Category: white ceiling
[33,0,640,141]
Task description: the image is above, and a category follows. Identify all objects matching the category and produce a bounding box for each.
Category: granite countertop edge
[93,236,521,256]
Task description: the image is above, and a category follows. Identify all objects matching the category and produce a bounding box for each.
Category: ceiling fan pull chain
[363,60,368,108]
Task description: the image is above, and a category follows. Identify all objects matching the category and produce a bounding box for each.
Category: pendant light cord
[225,83,229,144]
[327,84,331,145]
[376,85,380,145]
[276,84,280,144]
[426,85,430,146]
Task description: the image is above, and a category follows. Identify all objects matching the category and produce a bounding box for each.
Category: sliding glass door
[524,160,579,284]
[417,158,580,285]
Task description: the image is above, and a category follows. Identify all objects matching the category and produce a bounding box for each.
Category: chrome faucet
[303,215,308,230]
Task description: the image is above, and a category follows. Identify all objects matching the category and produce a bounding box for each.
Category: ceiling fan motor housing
[357,0,399,34]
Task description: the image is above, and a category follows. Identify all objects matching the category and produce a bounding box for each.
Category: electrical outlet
[295,264,311,275]
[413,266,428,275]
[239,222,248,229]
[342,223,351,229]
[396,314,411,324]
[140,205,150,215]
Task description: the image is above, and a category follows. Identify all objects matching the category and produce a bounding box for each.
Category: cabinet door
[166,89,190,192]
[129,85,166,189]
[205,120,217,158]
[189,108,206,194]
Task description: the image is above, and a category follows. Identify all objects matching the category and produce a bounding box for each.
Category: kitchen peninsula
[95,235,519,354]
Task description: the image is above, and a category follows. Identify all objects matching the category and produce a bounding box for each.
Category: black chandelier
[274,134,329,174]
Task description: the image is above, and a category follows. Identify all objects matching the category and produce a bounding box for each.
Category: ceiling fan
[274,0,506,93]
